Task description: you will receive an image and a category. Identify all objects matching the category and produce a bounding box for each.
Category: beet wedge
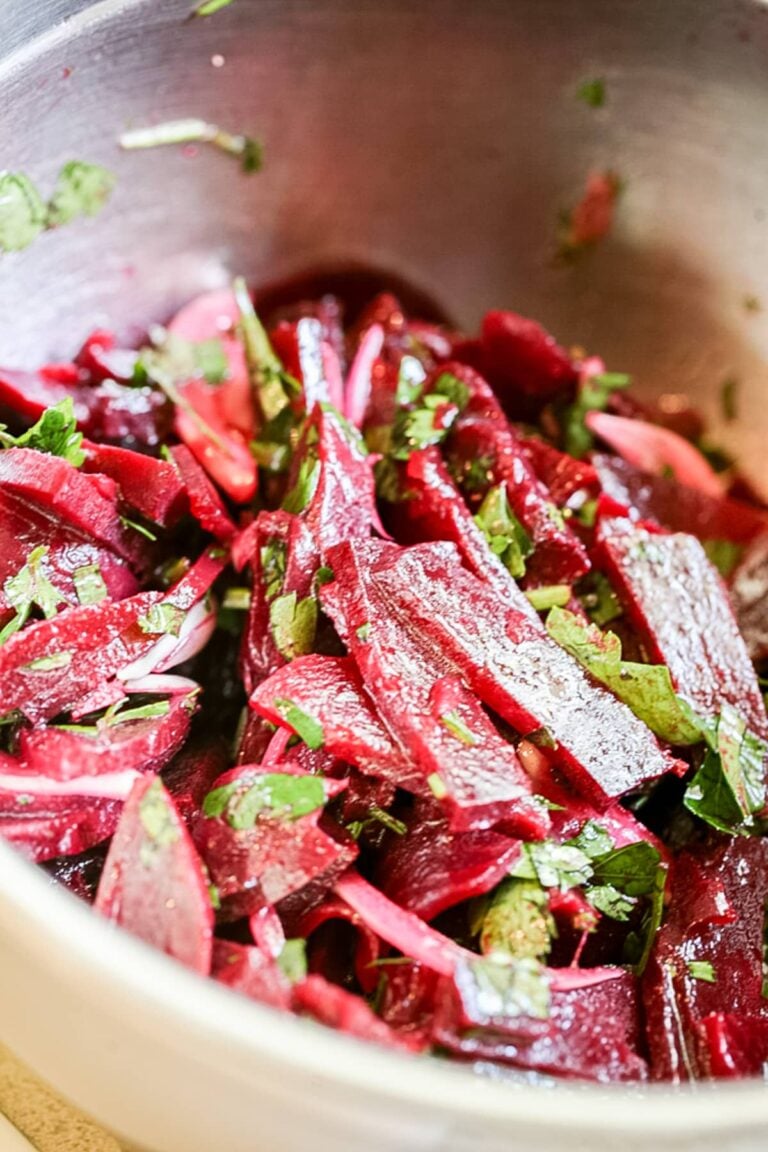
[249,655,425,794]
[597,516,768,739]
[168,444,236,543]
[212,939,292,1011]
[82,440,187,528]
[197,763,354,912]
[95,776,213,974]
[333,539,680,805]
[0,786,122,863]
[319,545,551,838]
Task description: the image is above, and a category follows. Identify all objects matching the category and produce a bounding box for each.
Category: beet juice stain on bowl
[0,260,768,1086]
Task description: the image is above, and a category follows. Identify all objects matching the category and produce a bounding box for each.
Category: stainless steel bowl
[1,3,768,1150]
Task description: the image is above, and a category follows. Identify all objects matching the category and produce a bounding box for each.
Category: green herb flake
[0,546,67,645]
[684,705,768,834]
[578,571,623,625]
[703,539,744,578]
[587,885,637,921]
[687,959,716,983]
[431,372,471,411]
[590,841,662,898]
[577,77,606,108]
[546,606,707,745]
[743,294,762,313]
[193,0,236,14]
[120,515,158,542]
[467,954,551,1021]
[272,698,324,750]
[277,938,308,984]
[525,584,572,612]
[566,819,615,860]
[562,371,631,459]
[120,120,262,175]
[480,878,554,962]
[222,587,251,611]
[355,622,371,642]
[0,398,85,466]
[315,566,334,587]
[260,538,287,602]
[73,563,108,606]
[439,709,477,746]
[347,805,408,840]
[474,484,533,579]
[0,172,48,252]
[427,772,448,800]
[511,840,593,891]
[269,592,318,661]
[46,161,115,227]
[282,456,321,515]
[203,770,327,829]
[395,356,426,407]
[232,276,295,423]
[138,602,186,638]
[720,376,740,423]
[22,651,73,673]
[139,779,180,848]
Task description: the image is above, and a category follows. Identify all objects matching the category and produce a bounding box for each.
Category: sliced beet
[174,378,257,504]
[698,1014,768,1078]
[377,961,440,1046]
[292,974,424,1051]
[168,444,236,543]
[249,655,424,795]
[519,437,600,507]
[0,367,76,423]
[478,310,578,403]
[730,533,768,662]
[319,547,550,838]
[433,961,647,1082]
[19,691,197,781]
[270,317,335,410]
[211,939,292,1011]
[593,454,768,545]
[82,440,187,527]
[296,895,383,993]
[378,799,522,921]
[642,838,768,1081]
[95,776,213,974]
[398,448,539,623]
[446,417,590,585]
[197,763,354,911]
[329,539,680,805]
[597,516,768,738]
[0,591,164,723]
[0,787,121,863]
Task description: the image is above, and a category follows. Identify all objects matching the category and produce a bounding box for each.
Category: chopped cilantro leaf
[0,172,48,252]
[46,161,116,227]
[233,276,296,423]
[474,484,533,579]
[467,954,551,1020]
[395,356,426,406]
[577,77,606,108]
[479,877,554,962]
[590,841,662,898]
[22,651,73,673]
[587,885,636,921]
[427,772,448,800]
[546,606,707,745]
[438,709,477,746]
[260,538,287,601]
[282,456,321,515]
[431,372,470,411]
[272,698,324,750]
[138,602,186,637]
[0,546,67,644]
[684,705,768,834]
[562,371,631,458]
[0,398,85,466]
[222,587,251,611]
[687,959,716,983]
[511,841,593,891]
[720,376,739,423]
[269,592,318,660]
[73,564,108,606]
[577,571,623,625]
[139,779,180,847]
[203,770,326,828]
[194,0,236,13]
[566,819,614,860]
[355,622,371,642]
[347,806,407,840]
[277,938,308,983]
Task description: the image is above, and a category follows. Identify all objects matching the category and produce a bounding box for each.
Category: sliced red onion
[0,767,142,801]
[586,411,724,498]
[321,341,345,412]
[122,674,201,695]
[117,599,216,682]
[343,324,385,427]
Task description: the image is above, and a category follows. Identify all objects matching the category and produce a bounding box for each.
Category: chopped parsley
[525,584,571,612]
[0,163,115,253]
[193,0,236,14]
[577,571,623,625]
[511,841,594,891]
[474,484,533,579]
[577,77,606,108]
[272,698,324,750]
[466,954,551,1021]
[233,276,298,423]
[0,546,67,644]
[684,704,768,834]
[138,602,186,637]
[277,938,308,983]
[73,564,108,606]
[479,877,554,962]
[260,538,287,601]
[282,456,321,515]
[347,806,408,840]
[119,120,262,174]
[562,371,631,459]
[203,770,327,829]
[702,539,744,578]
[0,398,85,466]
[22,651,73,673]
[268,592,318,660]
[687,959,716,983]
[139,779,180,847]
[438,709,477,746]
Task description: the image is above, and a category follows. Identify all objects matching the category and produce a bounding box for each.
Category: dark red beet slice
[319,548,550,838]
[249,655,424,795]
[162,738,229,826]
[520,437,600,507]
[597,516,768,738]
[197,764,354,910]
[95,776,213,974]
[447,418,590,585]
[698,1014,768,1078]
[296,895,383,993]
[19,691,197,781]
[0,788,121,863]
[433,961,647,1082]
[0,367,76,422]
[292,974,424,1051]
[82,440,187,527]
[594,455,768,545]
[0,591,164,723]
[642,838,768,1082]
[378,799,522,921]
[270,317,336,410]
[0,448,149,571]
[398,448,539,623]
[211,939,292,1011]
[333,539,680,805]
[478,310,578,402]
[378,961,440,1046]
[168,444,236,543]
